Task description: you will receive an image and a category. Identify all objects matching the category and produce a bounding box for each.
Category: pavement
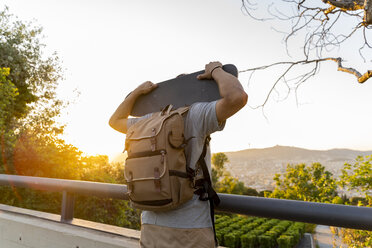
[296,233,314,248]
[313,225,347,248]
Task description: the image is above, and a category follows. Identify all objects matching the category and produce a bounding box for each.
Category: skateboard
[130,64,238,116]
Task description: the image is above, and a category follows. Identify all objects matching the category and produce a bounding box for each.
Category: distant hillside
[223,145,372,191]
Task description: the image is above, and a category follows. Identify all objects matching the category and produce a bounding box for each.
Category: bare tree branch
[240,58,371,108]
[242,0,371,60]
[327,57,372,83]
[365,0,372,24]
[322,0,365,11]
[239,1,371,108]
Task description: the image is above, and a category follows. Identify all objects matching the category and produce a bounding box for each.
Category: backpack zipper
[127,149,167,159]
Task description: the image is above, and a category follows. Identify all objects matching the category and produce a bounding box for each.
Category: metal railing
[0,174,371,231]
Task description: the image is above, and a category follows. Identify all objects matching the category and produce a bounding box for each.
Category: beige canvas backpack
[124,105,195,211]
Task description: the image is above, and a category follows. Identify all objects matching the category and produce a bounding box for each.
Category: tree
[0,7,141,230]
[211,152,259,195]
[339,155,372,202]
[12,129,84,179]
[212,152,229,186]
[217,175,246,194]
[267,163,337,202]
[336,155,372,248]
[0,67,18,173]
[239,0,372,108]
[0,7,64,170]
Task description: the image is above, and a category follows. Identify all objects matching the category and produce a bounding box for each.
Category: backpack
[124,105,194,211]
[124,104,220,245]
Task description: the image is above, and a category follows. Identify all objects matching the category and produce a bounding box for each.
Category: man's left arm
[109,81,157,134]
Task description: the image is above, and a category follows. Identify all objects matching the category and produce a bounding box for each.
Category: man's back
[109,61,248,247]
[128,101,225,228]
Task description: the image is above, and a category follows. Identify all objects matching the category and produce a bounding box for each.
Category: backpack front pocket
[125,150,172,204]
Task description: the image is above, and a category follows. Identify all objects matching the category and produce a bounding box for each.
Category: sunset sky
[3,0,372,160]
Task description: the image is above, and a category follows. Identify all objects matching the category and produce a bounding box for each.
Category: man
[109,61,247,248]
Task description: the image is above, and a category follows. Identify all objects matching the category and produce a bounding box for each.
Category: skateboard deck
[130,64,238,116]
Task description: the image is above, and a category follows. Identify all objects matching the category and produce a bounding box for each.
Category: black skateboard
[130,64,238,116]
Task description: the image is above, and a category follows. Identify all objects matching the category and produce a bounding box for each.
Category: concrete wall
[0,204,140,248]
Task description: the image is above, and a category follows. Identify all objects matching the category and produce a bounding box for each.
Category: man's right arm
[197,62,248,123]
[109,81,157,134]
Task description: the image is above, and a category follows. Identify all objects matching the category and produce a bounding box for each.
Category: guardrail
[0,174,371,230]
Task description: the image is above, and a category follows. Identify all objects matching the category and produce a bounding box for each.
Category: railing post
[61,191,74,223]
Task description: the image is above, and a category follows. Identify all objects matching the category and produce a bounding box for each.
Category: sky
[2,0,372,160]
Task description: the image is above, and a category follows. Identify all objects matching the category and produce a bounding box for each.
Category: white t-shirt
[127,101,225,228]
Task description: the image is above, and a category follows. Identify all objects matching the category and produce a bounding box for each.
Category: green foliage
[336,155,372,247]
[243,187,259,196]
[0,150,141,230]
[332,196,344,204]
[265,156,371,246]
[241,233,256,248]
[349,196,368,206]
[0,67,18,128]
[212,152,229,186]
[0,7,62,122]
[215,215,305,248]
[212,152,229,172]
[211,152,260,196]
[340,155,372,200]
[0,24,140,227]
[74,196,141,229]
[268,163,337,202]
[277,235,294,248]
[258,234,275,248]
[0,187,62,214]
[12,130,82,179]
[0,67,18,173]
[0,7,65,174]
[338,228,372,248]
[305,223,317,233]
[217,175,247,194]
[224,231,243,248]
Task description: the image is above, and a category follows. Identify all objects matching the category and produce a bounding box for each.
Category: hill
[223,145,372,191]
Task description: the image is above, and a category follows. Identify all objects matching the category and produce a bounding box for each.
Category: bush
[230,223,241,230]
[216,232,224,246]
[258,234,275,248]
[241,223,257,233]
[215,215,306,248]
[266,230,280,239]
[241,234,257,248]
[224,231,242,248]
[277,235,294,248]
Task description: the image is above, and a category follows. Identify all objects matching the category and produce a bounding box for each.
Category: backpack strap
[160,104,173,116]
[174,106,190,115]
[194,135,220,247]
[167,106,192,150]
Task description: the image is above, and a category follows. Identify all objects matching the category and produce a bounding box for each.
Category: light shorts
[140,224,215,248]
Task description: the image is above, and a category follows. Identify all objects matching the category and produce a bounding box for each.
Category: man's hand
[133,81,158,96]
[109,81,158,134]
[197,61,247,123]
[197,61,223,80]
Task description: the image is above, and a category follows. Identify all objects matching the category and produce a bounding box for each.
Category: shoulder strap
[196,135,220,246]
[197,136,220,204]
[174,106,190,115]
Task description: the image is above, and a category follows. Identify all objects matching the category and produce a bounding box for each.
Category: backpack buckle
[127,171,134,193]
[151,128,156,151]
[154,167,161,192]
